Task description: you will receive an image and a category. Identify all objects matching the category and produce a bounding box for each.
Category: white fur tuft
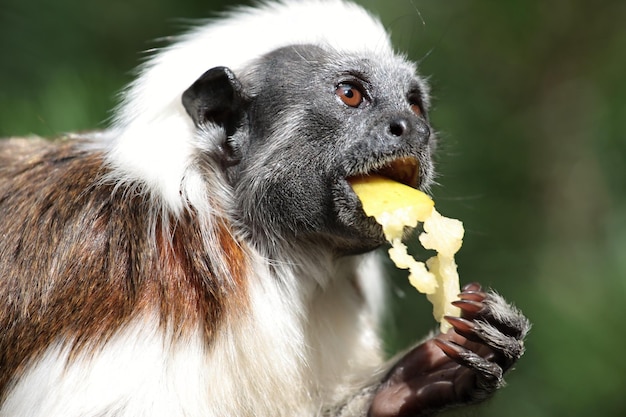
[105,0,394,212]
[2,316,212,417]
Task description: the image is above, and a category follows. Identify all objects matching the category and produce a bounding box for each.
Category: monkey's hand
[369,283,530,417]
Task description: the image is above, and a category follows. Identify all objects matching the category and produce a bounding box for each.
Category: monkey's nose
[388,118,409,137]
[387,117,430,143]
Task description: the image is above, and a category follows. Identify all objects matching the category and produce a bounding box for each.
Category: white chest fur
[1,254,385,417]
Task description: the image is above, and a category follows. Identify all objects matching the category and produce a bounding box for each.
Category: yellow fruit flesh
[349,175,462,333]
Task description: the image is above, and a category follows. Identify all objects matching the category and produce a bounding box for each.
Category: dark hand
[370,283,530,417]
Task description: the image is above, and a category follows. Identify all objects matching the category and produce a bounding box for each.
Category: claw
[451,299,484,316]
[433,338,469,361]
[458,290,487,303]
[435,338,502,384]
[462,282,482,292]
[444,316,480,342]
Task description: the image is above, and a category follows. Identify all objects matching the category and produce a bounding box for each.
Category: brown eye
[335,83,364,107]
[410,103,422,116]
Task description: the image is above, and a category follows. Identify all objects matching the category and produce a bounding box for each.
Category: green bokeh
[2,1,625,415]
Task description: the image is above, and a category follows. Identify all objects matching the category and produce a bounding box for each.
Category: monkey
[0,1,530,416]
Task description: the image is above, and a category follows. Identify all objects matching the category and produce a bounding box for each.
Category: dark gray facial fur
[183,44,435,255]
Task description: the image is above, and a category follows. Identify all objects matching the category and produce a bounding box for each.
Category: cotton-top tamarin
[0,1,529,416]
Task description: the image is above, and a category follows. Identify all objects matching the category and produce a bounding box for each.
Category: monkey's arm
[331,283,530,417]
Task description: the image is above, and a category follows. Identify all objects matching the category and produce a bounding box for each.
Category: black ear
[182,66,246,136]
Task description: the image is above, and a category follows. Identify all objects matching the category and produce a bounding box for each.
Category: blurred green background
[1,0,624,415]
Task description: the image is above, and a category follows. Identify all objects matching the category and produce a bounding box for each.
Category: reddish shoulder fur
[0,137,248,394]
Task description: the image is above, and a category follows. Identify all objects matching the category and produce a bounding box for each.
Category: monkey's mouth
[373,156,420,188]
[348,156,420,188]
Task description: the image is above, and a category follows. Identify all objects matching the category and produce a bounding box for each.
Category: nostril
[389,118,409,137]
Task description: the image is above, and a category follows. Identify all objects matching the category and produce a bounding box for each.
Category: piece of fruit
[348,175,434,240]
[349,174,462,333]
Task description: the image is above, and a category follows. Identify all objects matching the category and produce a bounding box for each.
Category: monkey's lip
[348,156,420,188]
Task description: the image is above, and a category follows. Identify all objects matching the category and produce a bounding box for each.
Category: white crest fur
[105,0,394,212]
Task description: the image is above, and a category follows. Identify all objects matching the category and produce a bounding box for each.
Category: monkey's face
[183,45,434,254]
